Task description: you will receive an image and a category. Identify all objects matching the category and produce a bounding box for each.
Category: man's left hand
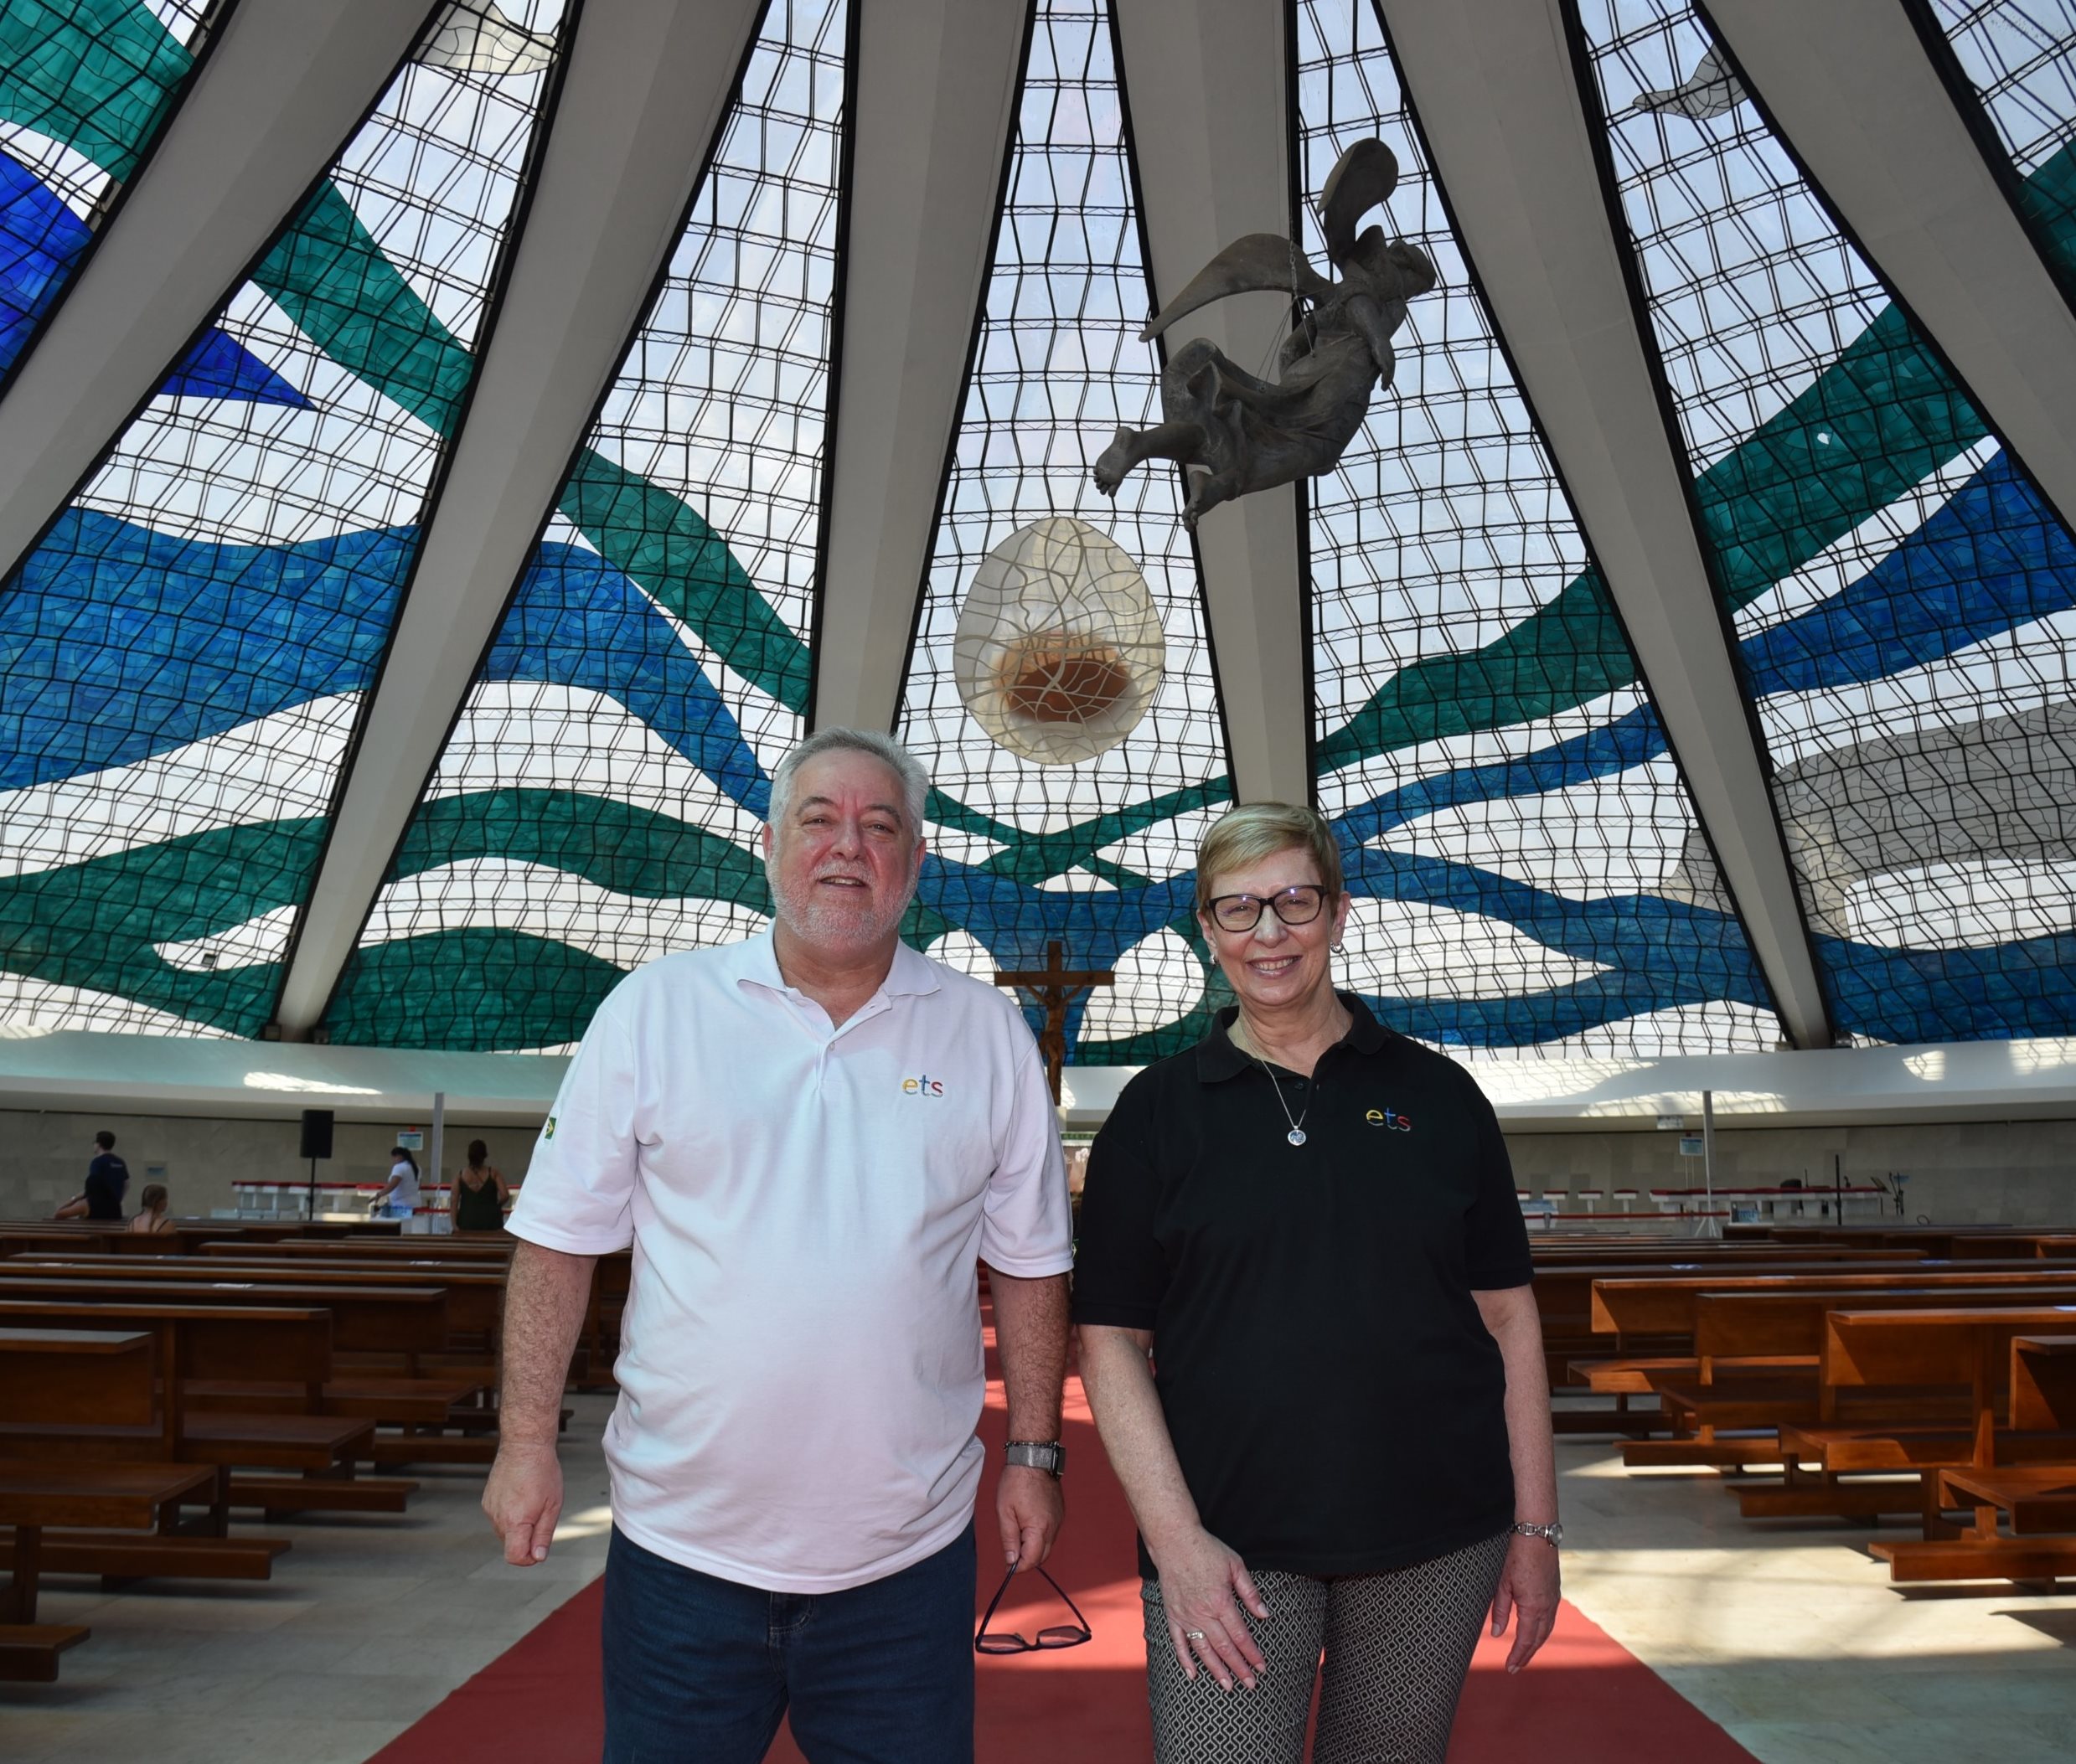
[997,1463,1064,1571]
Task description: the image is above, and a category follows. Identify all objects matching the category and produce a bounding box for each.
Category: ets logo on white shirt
[901,1075,946,1097]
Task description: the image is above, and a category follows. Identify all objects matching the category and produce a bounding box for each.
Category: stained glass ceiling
[0,0,220,392]
[894,0,1233,1066]
[1918,0,2076,297]
[1578,0,2076,1043]
[0,0,2072,1064]
[1301,0,1779,1059]
[0,0,569,1034]
[328,0,847,1052]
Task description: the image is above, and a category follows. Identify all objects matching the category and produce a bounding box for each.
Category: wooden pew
[1733,1225,2072,1251]
[0,1328,211,1680]
[187,1245,532,1394]
[1805,1306,2076,1582]
[200,1239,626,1390]
[1933,1338,2076,1542]
[1583,1266,2076,1459]
[1584,1267,2076,1469]
[1590,1266,2076,1341]
[1671,1290,2076,1517]
[2011,1334,2076,1430]
[1676,1284,2076,1408]
[575,1250,630,1389]
[0,1322,287,1617]
[3,1245,500,1369]
[1,1256,497,1354]
[203,1239,628,1393]
[0,1228,115,1263]
[1820,1304,2076,1448]
[0,1292,416,1518]
[0,1271,499,1468]
[1549,1256,1970,1356]
[1945,1233,2076,1261]
[0,1331,220,1562]
[0,1271,448,1370]
[1534,1253,1944,1426]
[204,1237,514,1262]
[1536,1245,1926,1262]
[1937,1465,2076,1535]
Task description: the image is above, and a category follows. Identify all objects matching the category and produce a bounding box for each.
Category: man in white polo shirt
[483,728,1072,1764]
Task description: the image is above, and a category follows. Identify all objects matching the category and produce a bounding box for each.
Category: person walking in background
[482,729,1072,1764]
[449,1140,511,1232]
[373,1147,421,1220]
[59,1130,131,1220]
[127,1183,175,1235]
[1074,802,1560,1764]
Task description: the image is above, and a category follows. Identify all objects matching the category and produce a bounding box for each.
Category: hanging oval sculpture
[953,516,1165,766]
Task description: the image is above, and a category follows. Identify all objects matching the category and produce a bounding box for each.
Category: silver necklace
[1236,1032,1311,1147]
[1232,1013,1346,1148]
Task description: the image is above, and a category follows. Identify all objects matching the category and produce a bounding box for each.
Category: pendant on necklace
[1287,1127,1307,1147]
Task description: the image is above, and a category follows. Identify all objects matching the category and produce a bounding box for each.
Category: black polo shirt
[1072,996,1532,1579]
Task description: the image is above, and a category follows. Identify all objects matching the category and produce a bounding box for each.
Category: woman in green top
[449,1141,511,1233]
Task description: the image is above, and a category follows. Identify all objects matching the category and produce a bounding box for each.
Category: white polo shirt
[508,927,1072,1593]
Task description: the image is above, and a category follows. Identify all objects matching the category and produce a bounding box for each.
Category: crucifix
[994,940,1114,1105]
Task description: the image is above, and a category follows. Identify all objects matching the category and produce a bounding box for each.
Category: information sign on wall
[395,1129,424,1150]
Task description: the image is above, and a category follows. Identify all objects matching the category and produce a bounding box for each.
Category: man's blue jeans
[601,1523,976,1764]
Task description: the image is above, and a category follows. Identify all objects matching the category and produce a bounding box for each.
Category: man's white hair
[767,728,929,836]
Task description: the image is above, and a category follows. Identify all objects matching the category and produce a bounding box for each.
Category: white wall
[3,1103,2069,1226]
[0,1107,540,1220]
[1503,1119,2076,1225]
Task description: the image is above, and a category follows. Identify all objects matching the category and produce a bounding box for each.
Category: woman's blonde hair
[1194,802,1344,916]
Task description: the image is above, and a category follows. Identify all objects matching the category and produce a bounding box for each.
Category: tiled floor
[1557,1440,2076,1764]
[5,1411,2073,1762]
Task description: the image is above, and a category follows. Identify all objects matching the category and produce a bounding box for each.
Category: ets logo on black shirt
[1364,1106,1412,1132]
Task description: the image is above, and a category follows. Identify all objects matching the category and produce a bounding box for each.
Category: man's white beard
[767,866,917,952]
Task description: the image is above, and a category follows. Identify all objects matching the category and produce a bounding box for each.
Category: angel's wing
[1319,138,1400,269]
[1629,44,1743,119]
[1139,233,1337,342]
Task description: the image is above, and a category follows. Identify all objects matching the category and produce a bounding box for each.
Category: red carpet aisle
[371,1315,1759,1764]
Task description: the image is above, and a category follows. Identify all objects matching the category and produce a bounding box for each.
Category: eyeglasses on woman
[1204,883,1331,934]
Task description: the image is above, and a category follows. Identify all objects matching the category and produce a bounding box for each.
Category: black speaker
[298,1109,334,1161]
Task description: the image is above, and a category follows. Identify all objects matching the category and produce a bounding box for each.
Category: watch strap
[1004,1439,1065,1478]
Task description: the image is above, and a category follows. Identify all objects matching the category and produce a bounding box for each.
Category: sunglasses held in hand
[974,1565,1092,1654]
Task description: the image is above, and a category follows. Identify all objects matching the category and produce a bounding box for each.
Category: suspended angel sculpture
[1093,138,1435,529]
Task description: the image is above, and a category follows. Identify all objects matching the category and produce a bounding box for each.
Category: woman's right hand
[1152,1526,1270,1692]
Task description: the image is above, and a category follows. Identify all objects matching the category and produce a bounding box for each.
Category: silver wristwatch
[1512,1520,1562,1547]
[1004,1440,1065,1478]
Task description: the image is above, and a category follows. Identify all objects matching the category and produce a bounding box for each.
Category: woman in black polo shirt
[1075,802,1559,1763]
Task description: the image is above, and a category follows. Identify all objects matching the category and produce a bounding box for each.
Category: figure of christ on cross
[993,941,1114,1105]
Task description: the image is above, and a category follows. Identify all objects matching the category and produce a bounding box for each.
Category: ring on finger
[1183,1628,1206,1642]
